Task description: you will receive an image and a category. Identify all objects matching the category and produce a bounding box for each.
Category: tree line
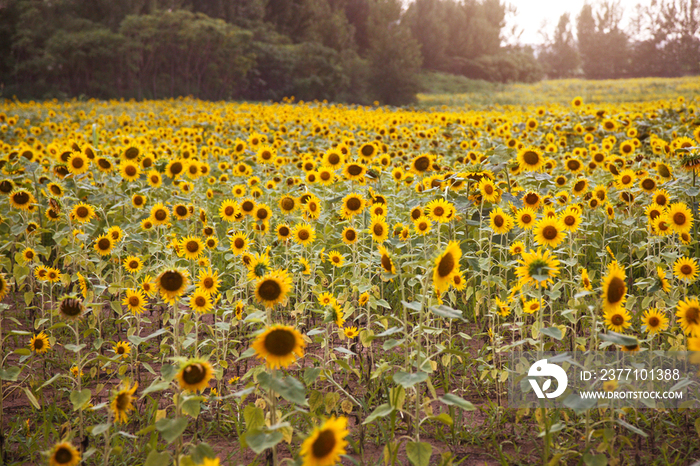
[539,0,700,80]
[0,0,697,105]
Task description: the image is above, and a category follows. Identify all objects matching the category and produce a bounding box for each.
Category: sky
[504,0,650,46]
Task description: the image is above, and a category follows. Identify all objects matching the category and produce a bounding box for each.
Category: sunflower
[172,203,190,220]
[255,268,292,308]
[166,159,185,179]
[477,178,500,203]
[369,215,389,243]
[147,170,162,187]
[515,207,537,230]
[119,161,140,182]
[299,257,311,275]
[341,226,359,245]
[489,207,513,235]
[292,223,316,246]
[113,341,131,359]
[122,288,147,314]
[581,268,592,290]
[343,162,367,181]
[109,225,124,242]
[453,270,466,290]
[67,152,89,176]
[521,191,541,210]
[359,292,370,307]
[189,289,213,314]
[515,247,561,289]
[197,268,220,296]
[29,331,50,354]
[318,292,337,307]
[252,324,305,369]
[413,216,432,236]
[523,299,540,314]
[494,297,510,317]
[131,194,146,209]
[229,232,250,255]
[70,202,95,224]
[677,298,700,336]
[656,267,671,293]
[46,267,61,283]
[344,327,359,339]
[177,359,214,392]
[604,308,632,333]
[653,189,670,207]
[111,379,138,424]
[155,269,189,303]
[59,297,85,320]
[377,245,396,275]
[509,241,525,256]
[601,261,627,313]
[425,198,454,223]
[150,202,170,226]
[303,198,321,221]
[642,308,669,335]
[674,256,699,282]
[560,206,582,232]
[667,202,693,234]
[300,415,349,466]
[49,442,81,466]
[123,256,143,274]
[358,142,378,160]
[653,215,672,236]
[340,193,365,219]
[516,146,544,172]
[328,251,345,267]
[534,217,566,248]
[433,241,461,294]
[21,247,36,263]
[323,149,344,168]
[141,275,156,297]
[179,236,204,260]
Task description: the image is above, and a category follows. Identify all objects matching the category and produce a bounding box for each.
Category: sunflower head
[177,359,213,392]
[252,324,305,369]
[59,297,85,320]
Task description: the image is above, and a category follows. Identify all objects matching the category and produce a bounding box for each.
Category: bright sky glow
[505,0,652,46]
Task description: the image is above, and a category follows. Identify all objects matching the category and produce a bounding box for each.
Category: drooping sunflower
[369,215,389,243]
[377,245,396,275]
[59,297,85,320]
[113,341,131,359]
[49,442,81,466]
[179,236,205,260]
[177,359,214,392]
[657,267,671,293]
[433,241,462,294]
[252,324,306,369]
[189,289,213,314]
[677,298,700,336]
[70,202,96,224]
[601,261,627,313]
[515,247,561,289]
[150,202,170,226]
[122,288,147,314]
[299,257,311,275]
[292,223,316,247]
[581,268,592,290]
[642,308,669,335]
[255,268,293,308]
[155,269,189,303]
[123,256,143,274]
[300,415,349,466]
[533,217,566,248]
[667,202,693,234]
[674,256,699,282]
[29,331,50,354]
[489,207,514,235]
[111,380,138,424]
[604,308,632,333]
[517,146,545,172]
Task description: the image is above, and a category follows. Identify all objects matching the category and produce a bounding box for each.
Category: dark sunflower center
[348,164,363,176]
[361,145,374,157]
[574,181,585,191]
[523,151,539,165]
[170,162,183,175]
[155,209,167,221]
[176,206,187,216]
[345,230,356,241]
[658,165,670,177]
[195,296,207,306]
[564,215,575,226]
[642,179,655,190]
[256,209,268,220]
[568,160,580,170]
[76,206,88,218]
[150,175,159,183]
[278,226,290,237]
[687,307,700,324]
[311,429,337,458]
[611,314,624,326]
[264,328,296,356]
[259,279,282,301]
[125,147,139,159]
[234,238,244,249]
[60,298,82,317]
[648,316,660,327]
[521,214,532,224]
[116,392,130,410]
[134,196,144,206]
[13,192,29,204]
[414,156,430,172]
[298,229,311,241]
[594,153,605,162]
[202,277,214,289]
[183,363,205,385]
[381,255,392,272]
[621,175,631,184]
[525,193,538,205]
[281,198,294,211]
[542,225,558,240]
[320,171,331,180]
[328,153,340,164]
[160,271,184,292]
[186,241,199,253]
[681,264,693,275]
[373,224,384,236]
[0,181,12,193]
[242,201,254,212]
[125,165,137,176]
[129,296,140,307]
[607,277,625,304]
[437,252,455,278]
[129,261,139,269]
[55,446,74,464]
[485,185,494,195]
[72,157,84,168]
[34,338,44,349]
[309,203,317,212]
[117,346,125,354]
[433,206,444,216]
[346,198,361,211]
[674,212,686,225]
[98,238,111,250]
[494,215,504,228]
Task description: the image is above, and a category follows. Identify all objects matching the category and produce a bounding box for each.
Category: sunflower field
[1,79,700,466]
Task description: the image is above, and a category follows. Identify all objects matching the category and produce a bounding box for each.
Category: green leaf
[181,397,202,417]
[439,393,475,411]
[429,413,453,426]
[599,332,637,346]
[144,450,171,466]
[540,327,563,340]
[0,366,21,381]
[13,348,31,356]
[429,305,463,319]
[257,372,307,406]
[91,423,111,436]
[363,403,394,424]
[562,393,597,414]
[141,380,171,397]
[190,443,216,464]
[23,387,40,410]
[402,300,422,311]
[406,441,433,466]
[245,429,284,454]
[393,371,428,389]
[156,417,188,444]
[616,419,647,437]
[244,404,265,431]
[583,453,608,466]
[64,343,87,353]
[70,388,91,411]
[303,367,322,385]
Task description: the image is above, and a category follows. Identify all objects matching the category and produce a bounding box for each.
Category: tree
[577,1,629,79]
[404,0,449,71]
[539,13,580,78]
